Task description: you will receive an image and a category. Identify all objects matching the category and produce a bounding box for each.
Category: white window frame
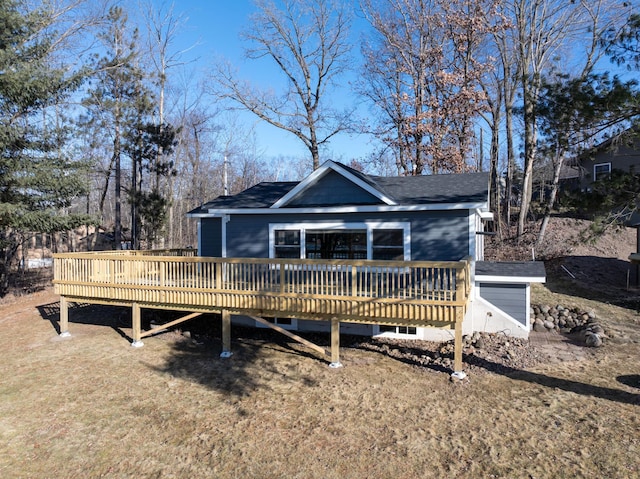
[373,324,419,338]
[593,162,611,182]
[268,221,411,260]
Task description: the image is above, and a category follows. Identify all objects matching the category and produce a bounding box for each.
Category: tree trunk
[517,81,538,238]
[504,97,515,231]
[114,113,122,250]
[310,137,320,171]
[489,107,501,220]
[536,152,564,246]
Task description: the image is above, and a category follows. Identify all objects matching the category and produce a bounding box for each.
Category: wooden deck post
[131,302,144,347]
[329,318,342,368]
[59,296,71,337]
[451,318,466,379]
[220,309,233,358]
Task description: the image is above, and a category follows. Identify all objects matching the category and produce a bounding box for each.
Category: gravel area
[349,332,545,375]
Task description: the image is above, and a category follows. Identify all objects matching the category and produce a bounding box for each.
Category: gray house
[188,160,545,339]
[566,129,640,190]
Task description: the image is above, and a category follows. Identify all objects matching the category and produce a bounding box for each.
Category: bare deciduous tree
[214,0,353,171]
[360,0,504,175]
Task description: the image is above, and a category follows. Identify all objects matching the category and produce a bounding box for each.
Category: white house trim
[221,214,229,258]
[593,162,612,182]
[197,219,202,256]
[476,274,546,284]
[186,202,488,217]
[271,160,397,208]
[476,209,494,220]
[468,210,476,260]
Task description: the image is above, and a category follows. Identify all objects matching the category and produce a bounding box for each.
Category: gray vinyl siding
[288,170,381,206]
[479,283,527,325]
[223,210,469,260]
[225,215,271,257]
[200,218,222,257]
[408,210,469,260]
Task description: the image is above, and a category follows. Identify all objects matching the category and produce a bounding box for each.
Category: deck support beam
[251,315,328,361]
[329,318,342,368]
[140,312,203,339]
[59,296,71,337]
[220,309,232,358]
[131,302,144,347]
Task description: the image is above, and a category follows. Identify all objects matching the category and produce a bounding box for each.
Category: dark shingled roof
[189,161,488,213]
[333,162,489,204]
[475,261,546,279]
[188,182,298,214]
[371,172,488,204]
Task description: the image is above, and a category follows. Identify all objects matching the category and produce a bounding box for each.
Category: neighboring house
[566,130,640,190]
[18,226,116,269]
[188,160,545,339]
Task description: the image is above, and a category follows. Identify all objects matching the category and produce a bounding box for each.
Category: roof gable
[271,161,396,208]
[285,169,384,207]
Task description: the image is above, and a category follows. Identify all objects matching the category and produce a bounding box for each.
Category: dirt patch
[486,217,635,262]
[487,217,639,305]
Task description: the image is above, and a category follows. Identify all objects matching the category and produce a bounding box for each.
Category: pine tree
[0,0,92,295]
[82,5,179,250]
[82,5,146,250]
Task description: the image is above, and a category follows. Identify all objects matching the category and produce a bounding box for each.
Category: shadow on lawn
[353,341,639,405]
[39,301,321,397]
[148,332,320,399]
[500,369,640,405]
[38,301,133,338]
[37,302,639,404]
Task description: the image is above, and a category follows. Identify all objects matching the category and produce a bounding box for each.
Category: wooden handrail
[54,254,469,299]
[53,252,471,325]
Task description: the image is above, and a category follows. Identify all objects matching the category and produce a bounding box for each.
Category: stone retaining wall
[530,304,605,347]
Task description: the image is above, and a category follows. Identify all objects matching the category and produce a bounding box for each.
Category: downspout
[636,225,640,286]
[221,215,230,258]
[197,219,202,256]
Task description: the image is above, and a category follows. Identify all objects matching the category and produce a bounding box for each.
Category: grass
[0,284,638,479]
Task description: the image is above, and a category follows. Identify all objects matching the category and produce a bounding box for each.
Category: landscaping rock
[534,321,547,332]
[585,332,603,348]
[589,324,604,335]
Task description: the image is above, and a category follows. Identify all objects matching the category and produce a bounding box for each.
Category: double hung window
[274,230,301,259]
[593,163,611,182]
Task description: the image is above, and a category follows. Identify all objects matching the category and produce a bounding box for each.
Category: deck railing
[53,251,470,326]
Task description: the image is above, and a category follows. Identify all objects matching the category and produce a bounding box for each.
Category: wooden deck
[53,250,471,372]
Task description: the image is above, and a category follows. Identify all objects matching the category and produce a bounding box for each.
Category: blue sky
[157,1,639,172]
[164,0,372,164]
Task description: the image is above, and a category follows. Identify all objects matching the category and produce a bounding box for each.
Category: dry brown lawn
[0,283,638,479]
